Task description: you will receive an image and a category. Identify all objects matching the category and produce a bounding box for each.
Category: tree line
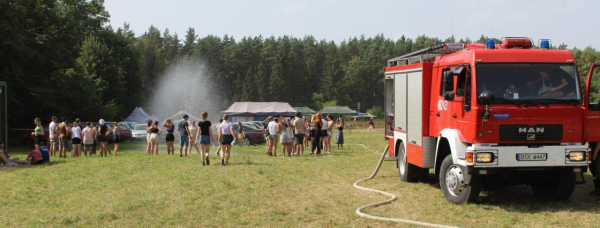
[2,0,600,128]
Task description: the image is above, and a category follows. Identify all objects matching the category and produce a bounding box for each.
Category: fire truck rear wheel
[439,155,481,204]
[397,142,419,182]
[530,170,575,200]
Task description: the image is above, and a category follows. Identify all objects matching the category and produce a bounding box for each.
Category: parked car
[232,124,265,146]
[105,122,132,142]
[20,127,49,150]
[242,121,263,130]
[131,124,148,141]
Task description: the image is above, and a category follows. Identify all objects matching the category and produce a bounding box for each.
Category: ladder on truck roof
[387,42,464,67]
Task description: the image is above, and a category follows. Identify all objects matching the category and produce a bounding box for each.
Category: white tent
[124,107,158,122]
[221,102,297,118]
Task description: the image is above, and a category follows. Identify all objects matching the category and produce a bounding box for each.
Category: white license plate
[516,153,547,161]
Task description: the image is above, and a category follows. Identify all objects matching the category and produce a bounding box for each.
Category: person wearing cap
[178,114,191,157]
[267,116,279,156]
[218,114,236,165]
[97,119,110,157]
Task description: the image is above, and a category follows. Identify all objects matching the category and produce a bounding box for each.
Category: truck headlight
[567,151,586,162]
[476,152,494,163]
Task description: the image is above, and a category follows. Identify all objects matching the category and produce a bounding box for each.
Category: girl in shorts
[196,111,214,166]
[71,119,82,157]
[32,118,44,146]
[326,115,334,153]
[113,122,124,156]
[164,119,175,155]
[148,121,162,155]
[218,115,236,166]
[189,120,200,154]
[97,119,109,157]
[278,117,292,157]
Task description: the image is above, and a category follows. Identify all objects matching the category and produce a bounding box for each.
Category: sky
[105,0,598,49]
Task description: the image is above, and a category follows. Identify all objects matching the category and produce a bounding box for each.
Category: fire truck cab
[384,38,596,204]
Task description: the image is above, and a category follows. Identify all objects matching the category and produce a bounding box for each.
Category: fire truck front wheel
[530,170,575,200]
[439,155,481,204]
[397,142,419,182]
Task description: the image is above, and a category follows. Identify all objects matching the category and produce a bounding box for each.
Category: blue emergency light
[486,39,495,49]
[540,39,551,49]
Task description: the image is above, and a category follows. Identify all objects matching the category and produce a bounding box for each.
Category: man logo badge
[527,134,536,140]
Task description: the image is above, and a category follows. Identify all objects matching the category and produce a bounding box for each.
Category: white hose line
[353,146,460,228]
[346,144,380,153]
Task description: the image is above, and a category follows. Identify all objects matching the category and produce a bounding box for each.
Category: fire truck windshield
[476,63,581,105]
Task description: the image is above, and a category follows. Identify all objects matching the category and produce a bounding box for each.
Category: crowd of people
[0,111,349,168]
[263,111,344,157]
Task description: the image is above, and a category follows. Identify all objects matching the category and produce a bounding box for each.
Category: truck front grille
[499,125,562,141]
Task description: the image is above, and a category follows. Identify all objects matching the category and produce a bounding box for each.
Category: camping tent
[221,102,297,118]
[293,107,316,116]
[318,106,357,116]
[124,107,158,122]
[350,113,377,118]
[167,110,202,122]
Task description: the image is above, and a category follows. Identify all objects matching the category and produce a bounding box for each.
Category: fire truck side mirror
[443,71,454,92]
[478,91,495,105]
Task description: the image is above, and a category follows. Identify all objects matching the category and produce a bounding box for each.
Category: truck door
[449,65,471,124]
[436,68,454,132]
[585,64,600,141]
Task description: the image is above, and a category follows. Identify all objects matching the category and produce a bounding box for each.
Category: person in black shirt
[196,111,214,166]
[528,68,577,98]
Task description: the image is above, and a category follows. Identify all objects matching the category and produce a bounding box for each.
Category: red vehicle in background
[19,127,50,150]
[384,38,594,204]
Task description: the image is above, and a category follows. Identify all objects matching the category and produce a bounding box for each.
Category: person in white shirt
[71,119,82,157]
[267,117,279,156]
[48,116,58,157]
[218,114,236,166]
[321,116,328,153]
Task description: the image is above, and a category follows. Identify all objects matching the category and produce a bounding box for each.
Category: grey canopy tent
[293,107,316,116]
[318,106,357,116]
[124,107,158,122]
[221,102,297,118]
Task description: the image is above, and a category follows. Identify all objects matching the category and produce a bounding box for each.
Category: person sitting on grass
[0,144,44,166]
[39,142,50,163]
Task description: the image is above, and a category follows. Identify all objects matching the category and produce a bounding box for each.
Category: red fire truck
[383,38,599,204]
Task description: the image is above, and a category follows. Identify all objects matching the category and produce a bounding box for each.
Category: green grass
[1,129,599,227]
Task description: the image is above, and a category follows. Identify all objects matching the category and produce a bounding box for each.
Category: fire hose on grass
[353,145,460,228]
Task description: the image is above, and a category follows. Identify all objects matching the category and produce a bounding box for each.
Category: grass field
[1,129,599,227]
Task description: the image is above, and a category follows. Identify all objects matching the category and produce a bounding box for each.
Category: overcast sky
[105,0,597,49]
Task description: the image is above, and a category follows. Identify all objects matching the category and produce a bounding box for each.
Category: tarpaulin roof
[318,106,357,116]
[293,107,316,116]
[350,113,377,118]
[221,102,297,117]
[167,110,202,122]
[124,107,158,122]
